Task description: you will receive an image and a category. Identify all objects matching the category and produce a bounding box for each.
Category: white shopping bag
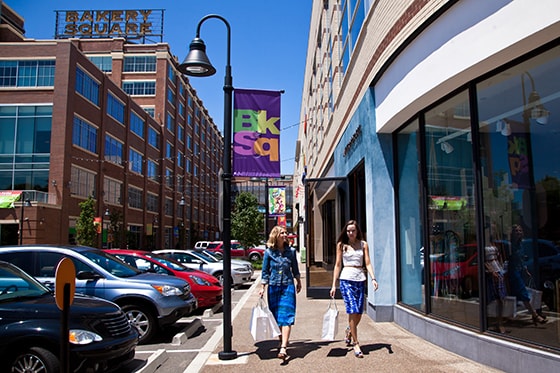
[249,297,281,341]
[321,298,339,340]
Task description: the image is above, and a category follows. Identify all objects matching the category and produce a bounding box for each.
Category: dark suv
[0,260,138,372]
[0,245,197,344]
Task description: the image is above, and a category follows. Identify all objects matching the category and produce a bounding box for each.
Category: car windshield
[203,250,222,261]
[146,253,195,272]
[0,263,50,301]
[191,251,218,263]
[82,250,141,277]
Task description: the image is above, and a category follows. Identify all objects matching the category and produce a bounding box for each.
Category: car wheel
[11,347,59,373]
[249,253,261,262]
[122,304,157,344]
[215,272,224,286]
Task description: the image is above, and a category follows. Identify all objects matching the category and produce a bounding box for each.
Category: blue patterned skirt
[340,279,365,314]
[267,283,296,326]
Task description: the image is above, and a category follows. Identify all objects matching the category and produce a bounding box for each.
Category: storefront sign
[55,9,164,41]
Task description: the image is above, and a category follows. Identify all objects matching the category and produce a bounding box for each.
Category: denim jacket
[261,246,300,286]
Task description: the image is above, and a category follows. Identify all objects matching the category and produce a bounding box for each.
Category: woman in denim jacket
[259,226,302,361]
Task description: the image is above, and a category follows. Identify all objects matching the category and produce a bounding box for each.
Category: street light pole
[19,192,30,245]
[178,14,237,361]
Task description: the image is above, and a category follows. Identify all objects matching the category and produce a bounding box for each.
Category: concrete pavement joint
[184,277,262,373]
[134,348,168,373]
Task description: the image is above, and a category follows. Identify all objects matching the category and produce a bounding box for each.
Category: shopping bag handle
[327,296,338,311]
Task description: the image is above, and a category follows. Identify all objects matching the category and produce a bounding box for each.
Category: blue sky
[8,0,311,175]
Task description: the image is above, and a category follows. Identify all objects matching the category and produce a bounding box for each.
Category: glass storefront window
[477,45,560,345]
[397,119,424,311]
[424,91,479,328]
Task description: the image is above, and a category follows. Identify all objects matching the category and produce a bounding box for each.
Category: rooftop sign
[55,9,164,42]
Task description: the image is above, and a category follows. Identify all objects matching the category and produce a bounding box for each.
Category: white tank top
[340,241,366,282]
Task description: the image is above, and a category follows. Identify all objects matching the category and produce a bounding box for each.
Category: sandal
[532,314,547,325]
[344,326,352,346]
[278,347,288,361]
[353,343,364,358]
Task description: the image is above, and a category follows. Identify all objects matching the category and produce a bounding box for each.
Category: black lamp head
[178,37,216,77]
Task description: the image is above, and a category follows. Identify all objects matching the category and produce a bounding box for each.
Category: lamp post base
[218,350,238,360]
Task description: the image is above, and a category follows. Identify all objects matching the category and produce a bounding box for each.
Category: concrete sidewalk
[192,264,503,373]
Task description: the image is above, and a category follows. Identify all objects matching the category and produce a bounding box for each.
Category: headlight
[189,275,212,286]
[152,284,184,296]
[69,329,103,345]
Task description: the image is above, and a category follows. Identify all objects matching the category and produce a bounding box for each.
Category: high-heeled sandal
[344,326,352,346]
[532,314,547,325]
[353,343,363,358]
[278,347,288,360]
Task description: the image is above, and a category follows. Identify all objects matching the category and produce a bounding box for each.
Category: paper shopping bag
[249,298,281,341]
[321,298,339,340]
[526,279,543,310]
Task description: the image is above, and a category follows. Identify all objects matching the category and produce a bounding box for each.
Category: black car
[0,260,138,373]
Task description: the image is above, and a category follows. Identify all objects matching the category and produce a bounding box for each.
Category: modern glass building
[296,0,560,370]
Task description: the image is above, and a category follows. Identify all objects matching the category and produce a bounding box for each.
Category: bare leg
[281,325,291,348]
[496,299,505,333]
[349,313,363,356]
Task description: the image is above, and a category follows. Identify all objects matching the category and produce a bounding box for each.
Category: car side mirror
[76,271,102,280]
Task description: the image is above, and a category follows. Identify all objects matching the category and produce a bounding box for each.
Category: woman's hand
[329,286,336,298]
[258,285,265,297]
[372,278,379,291]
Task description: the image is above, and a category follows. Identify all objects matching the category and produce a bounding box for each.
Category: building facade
[0,4,223,250]
[296,0,560,370]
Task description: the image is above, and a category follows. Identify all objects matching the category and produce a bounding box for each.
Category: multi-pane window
[148,126,159,149]
[146,193,159,212]
[177,150,184,168]
[130,111,145,138]
[143,107,155,117]
[75,67,100,105]
[167,87,176,105]
[123,55,156,72]
[88,55,112,72]
[177,125,184,143]
[165,168,173,188]
[70,166,96,197]
[165,198,173,216]
[103,177,122,205]
[72,116,97,153]
[187,135,192,151]
[122,81,156,95]
[0,60,55,87]
[166,112,174,133]
[147,159,158,181]
[166,142,174,159]
[128,186,143,209]
[167,64,176,82]
[186,159,191,173]
[128,148,143,174]
[104,135,123,164]
[179,102,185,118]
[107,93,125,124]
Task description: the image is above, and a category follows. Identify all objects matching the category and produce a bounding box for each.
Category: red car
[431,244,479,299]
[206,240,266,262]
[105,249,223,309]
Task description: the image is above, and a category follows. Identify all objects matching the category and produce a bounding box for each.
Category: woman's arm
[363,241,378,291]
[329,242,343,297]
[259,249,271,297]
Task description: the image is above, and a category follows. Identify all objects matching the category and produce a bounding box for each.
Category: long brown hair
[336,220,364,247]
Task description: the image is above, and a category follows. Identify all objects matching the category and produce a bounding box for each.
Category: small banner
[233,88,281,177]
[506,119,531,189]
[0,191,22,208]
[268,186,286,217]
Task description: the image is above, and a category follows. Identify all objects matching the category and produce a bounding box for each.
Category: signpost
[55,258,76,373]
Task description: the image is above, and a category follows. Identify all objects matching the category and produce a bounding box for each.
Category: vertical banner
[233,88,281,177]
[506,120,531,189]
[277,215,287,227]
[268,186,286,216]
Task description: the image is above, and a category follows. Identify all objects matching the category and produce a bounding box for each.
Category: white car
[154,249,254,286]
[196,249,254,269]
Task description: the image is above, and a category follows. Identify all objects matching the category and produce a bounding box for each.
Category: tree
[76,196,97,246]
[232,191,263,248]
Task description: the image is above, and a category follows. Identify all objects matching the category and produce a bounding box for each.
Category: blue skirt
[267,283,296,326]
[340,279,365,314]
[508,270,530,302]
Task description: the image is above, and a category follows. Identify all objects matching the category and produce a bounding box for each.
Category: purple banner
[233,89,281,177]
[507,120,531,189]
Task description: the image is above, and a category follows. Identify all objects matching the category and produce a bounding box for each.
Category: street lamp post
[178,14,237,360]
[104,208,110,249]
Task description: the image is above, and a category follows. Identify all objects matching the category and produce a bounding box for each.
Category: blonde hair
[267,226,288,249]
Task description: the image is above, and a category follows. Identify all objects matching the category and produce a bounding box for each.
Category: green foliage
[76,196,97,246]
[231,192,263,248]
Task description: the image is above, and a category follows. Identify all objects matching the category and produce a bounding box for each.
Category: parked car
[194,249,254,271]
[0,245,197,344]
[0,260,138,373]
[431,244,478,298]
[193,241,212,250]
[154,249,254,286]
[206,240,266,262]
[106,249,223,309]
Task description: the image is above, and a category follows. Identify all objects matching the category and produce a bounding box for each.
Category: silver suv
[0,245,197,344]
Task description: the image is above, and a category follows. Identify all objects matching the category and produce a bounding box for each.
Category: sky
[7,0,311,176]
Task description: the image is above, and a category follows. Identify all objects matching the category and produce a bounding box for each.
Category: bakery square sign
[55,9,164,41]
